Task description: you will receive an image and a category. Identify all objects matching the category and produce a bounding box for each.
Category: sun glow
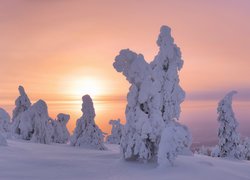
[67,77,105,99]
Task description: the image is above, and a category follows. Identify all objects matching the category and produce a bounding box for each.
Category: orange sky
[0,0,250,135]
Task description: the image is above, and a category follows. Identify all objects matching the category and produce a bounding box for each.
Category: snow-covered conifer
[0,108,10,135]
[197,146,212,156]
[51,113,70,144]
[0,133,7,146]
[106,119,123,144]
[14,100,52,144]
[70,95,105,150]
[217,91,241,159]
[12,86,31,120]
[12,86,31,135]
[151,26,185,123]
[158,120,191,166]
[113,26,190,162]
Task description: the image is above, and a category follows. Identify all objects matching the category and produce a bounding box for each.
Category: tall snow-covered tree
[70,95,105,150]
[113,25,191,162]
[12,86,31,120]
[151,26,185,124]
[14,100,53,144]
[12,86,31,135]
[217,91,241,159]
[0,108,10,135]
[51,113,70,144]
[106,119,123,144]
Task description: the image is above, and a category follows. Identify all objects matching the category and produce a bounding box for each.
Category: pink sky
[0,0,250,138]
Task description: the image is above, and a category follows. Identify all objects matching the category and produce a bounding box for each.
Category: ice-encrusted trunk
[113,26,191,163]
[217,91,241,159]
[70,95,105,150]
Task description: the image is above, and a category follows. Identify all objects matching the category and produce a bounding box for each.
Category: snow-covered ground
[1,140,250,180]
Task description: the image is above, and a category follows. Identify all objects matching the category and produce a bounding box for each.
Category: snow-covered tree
[113,25,191,162]
[151,26,185,124]
[12,86,31,135]
[197,146,212,156]
[70,95,105,150]
[0,108,10,135]
[158,120,191,166]
[239,138,250,160]
[217,91,241,159]
[0,133,7,146]
[106,119,123,144]
[12,86,31,120]
[14,100,52,144]
[51,113,70,144]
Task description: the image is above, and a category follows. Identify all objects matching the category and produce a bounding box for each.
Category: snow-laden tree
[14,100,52,144]
[51,113,70,144]
[0,133,7,146]
[0,108,10,135]
[158,120,191,166]
[114,49,164,161]
[70,95,105,150]
[12,86,31,135]
[197,146,212,156]
[106,119,123,144]
[241,138,250,160]
[151,26,185,124]
[217,91,241,159]
[12,86,31,120]
[113,26,191,162]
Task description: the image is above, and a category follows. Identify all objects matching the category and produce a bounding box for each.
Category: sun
[69,77,104,99]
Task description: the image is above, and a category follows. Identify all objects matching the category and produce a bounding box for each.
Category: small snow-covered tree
[158,120,191,166]
[0,133,7,146]
[106,119,123,144]
[51,113,70,144]
[14,100,52,144]
[198,146,210,156]
[70,95,105,150]
[0,108,10,135]
[217,91,241,159]
[113,26,190,162]
[12,86,31,120]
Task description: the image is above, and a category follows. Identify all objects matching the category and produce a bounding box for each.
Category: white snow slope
[0,140,250,180]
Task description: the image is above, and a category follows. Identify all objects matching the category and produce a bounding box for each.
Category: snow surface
[0,140,250,180]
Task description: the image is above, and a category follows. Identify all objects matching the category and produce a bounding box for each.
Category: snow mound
[0,140,250,180]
